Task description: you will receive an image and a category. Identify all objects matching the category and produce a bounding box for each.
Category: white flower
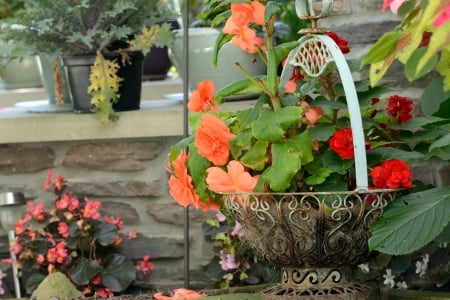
[383,269,396,288]
[438,242,448,248]
[358,263,370,273]
[415,254,429,278]
[396,281,408,289]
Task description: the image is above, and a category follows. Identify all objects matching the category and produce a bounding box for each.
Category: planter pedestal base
[261,268,374,300]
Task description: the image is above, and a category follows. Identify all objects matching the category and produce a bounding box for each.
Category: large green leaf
[369,186,450,255]
[262,131,313,191]
[101,254,136,292]
[25,272,47,294]
[405,46,438,81]
[322,150,354,174]
[90,221,118,246]
[70,257,103,285]
[252,106,303,142]
[421,76,450,116]
[430,132,450,151]
[361,31,403,65]
[366,147,424,164]
[262,142,302,191]
[240,139,269,171]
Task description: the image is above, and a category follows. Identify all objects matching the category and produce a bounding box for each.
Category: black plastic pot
[63,51,144,113]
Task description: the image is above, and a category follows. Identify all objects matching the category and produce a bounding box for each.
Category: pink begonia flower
[219,250,238,271]
[434,4,450,28]
[382,0,406,14]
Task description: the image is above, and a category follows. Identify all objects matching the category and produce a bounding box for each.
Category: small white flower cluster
[415,254,429,278]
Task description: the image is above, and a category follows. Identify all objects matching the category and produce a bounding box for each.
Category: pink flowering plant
[9,170,152,297]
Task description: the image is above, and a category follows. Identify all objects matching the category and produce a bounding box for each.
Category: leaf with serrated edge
[369,186,450,255]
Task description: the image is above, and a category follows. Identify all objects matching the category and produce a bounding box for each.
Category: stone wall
[0,137,215,295]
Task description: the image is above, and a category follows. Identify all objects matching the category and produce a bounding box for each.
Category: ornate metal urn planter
[223,191,401,299]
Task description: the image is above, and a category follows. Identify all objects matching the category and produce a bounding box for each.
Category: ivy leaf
[369,186,450,255]
[102,254,136,292]
[70,257,103,285]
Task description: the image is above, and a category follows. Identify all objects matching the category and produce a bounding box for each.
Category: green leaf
[262,142,302,191]
[262,131,313,191]
[416,22,450,77]
[102,254,136,292]
[366,147,424,164]
[369,186,450,255]
[215,76,265,97]
[308,123,335,141]
[435,221,450,243]
[437,48,450,91]
[430,133,450,150]
[252,106,303,142]
[264,1,280,22]
[90,221,118,246]
[70,257,103,285]
[421,75,450,116]
[405,46,438,81]
[240,140,269,171]
[305,168,331,185]
[388,116,448,131]
[25,273,47,294]
[361,31,403,65]
[322,150,354,174]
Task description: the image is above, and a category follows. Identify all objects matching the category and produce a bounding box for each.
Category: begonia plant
[167,0,425,212]
[7,170,153,298]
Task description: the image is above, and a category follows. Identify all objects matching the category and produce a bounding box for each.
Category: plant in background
[9,170,151,298]
[203,212,279,288]
[0,0,174,122]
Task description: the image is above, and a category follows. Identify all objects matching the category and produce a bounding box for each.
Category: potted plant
[0,0,42,89]
[8,170,153,297]
[167,0,449,297]
[0,0,175,122]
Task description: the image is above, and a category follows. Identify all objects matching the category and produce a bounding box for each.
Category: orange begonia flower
[154,288,206,300]
[300,101,322,126]
[223,1,265,54]
[195,114,235,166]
[167,151,201,208]
[250,0,265,25]
[187,80,218,112]
[206,160,259,193]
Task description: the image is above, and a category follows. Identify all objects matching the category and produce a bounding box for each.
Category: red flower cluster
[327,32,350,54]
[370,159,413,189]
[329,128,355,159]
[387,95,413,123]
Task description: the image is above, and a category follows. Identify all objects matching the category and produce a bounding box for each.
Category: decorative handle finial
[295,0,334,33]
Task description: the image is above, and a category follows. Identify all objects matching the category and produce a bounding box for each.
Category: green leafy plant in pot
[0,0,174,122]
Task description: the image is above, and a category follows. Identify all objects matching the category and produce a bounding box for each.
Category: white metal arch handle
[280,34,369,190]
